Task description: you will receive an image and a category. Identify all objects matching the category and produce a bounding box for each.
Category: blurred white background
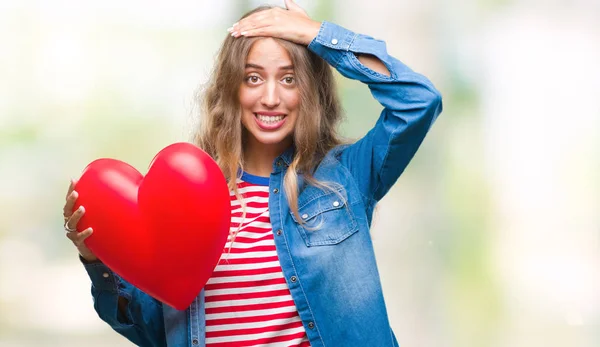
[0,0,598,346]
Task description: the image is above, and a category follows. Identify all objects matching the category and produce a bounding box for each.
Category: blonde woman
[62,1,442,346]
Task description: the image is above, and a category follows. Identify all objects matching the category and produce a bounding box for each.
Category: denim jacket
[82,21,442,347]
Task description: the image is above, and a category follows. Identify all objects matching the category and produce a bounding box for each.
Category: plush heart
[74,142,231,310]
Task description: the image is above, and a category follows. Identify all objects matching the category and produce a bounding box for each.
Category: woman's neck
[243,140,290,178]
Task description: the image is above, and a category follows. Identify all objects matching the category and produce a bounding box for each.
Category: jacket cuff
[308,22,386,58]
[82,257,120,293]
[308,21,400,81]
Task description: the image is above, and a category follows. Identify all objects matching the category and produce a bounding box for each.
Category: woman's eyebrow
[245,63,294,70]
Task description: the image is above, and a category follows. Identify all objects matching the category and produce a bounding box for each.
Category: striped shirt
[204,175,311,347]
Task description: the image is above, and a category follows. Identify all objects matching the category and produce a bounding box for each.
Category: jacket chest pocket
[290,190,359,247]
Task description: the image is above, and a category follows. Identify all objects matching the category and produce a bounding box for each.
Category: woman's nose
[260,82,280,108]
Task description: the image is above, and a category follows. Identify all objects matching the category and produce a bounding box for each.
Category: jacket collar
[279,146,295,166]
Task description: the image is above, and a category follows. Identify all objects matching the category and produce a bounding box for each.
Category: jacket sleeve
[307,21,443,203]
[82,259,167,347]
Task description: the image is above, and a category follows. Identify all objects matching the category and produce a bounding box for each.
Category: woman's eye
[246,76,260,84]
[283,76,295,84]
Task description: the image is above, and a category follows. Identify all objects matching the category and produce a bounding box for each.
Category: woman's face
[239,38,300,152]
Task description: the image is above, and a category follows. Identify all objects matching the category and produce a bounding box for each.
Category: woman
[62,1,442,346]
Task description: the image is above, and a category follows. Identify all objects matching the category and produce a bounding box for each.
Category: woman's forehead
[246,38,293,68]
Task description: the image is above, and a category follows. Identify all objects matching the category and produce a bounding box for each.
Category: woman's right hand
[63,178,98,262]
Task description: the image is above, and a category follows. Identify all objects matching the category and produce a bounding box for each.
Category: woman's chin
[248,132,293,149]
[256,136,289,147]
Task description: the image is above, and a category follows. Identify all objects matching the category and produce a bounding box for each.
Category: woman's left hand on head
[229,0,321,46]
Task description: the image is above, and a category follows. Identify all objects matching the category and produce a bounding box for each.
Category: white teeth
[256,114,284,124]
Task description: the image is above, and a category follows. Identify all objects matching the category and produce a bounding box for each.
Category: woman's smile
[254,112,287,130]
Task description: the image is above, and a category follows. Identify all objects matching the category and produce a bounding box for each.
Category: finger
[73,228,94,245]
[239,26,276,39]
[285,0,307,14]
[65,178,78,200]
[66,231,76,242]
[234,11,271,34]
[234,23,270,38]
[66,228,92,248]
[66,205,85,231]
[63,190,79,219]
[66,229,78,240]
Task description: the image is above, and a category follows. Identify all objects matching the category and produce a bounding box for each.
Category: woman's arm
[82,259,167,347]
[357,54,391,77]
[232,0,442,202]
[307,21,443,202]
[231,0,392,80]
[64,180,167,346]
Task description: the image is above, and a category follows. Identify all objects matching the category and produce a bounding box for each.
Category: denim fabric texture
[82,21,443,347]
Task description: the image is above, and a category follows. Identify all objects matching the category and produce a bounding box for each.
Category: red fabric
[205,180,311,347]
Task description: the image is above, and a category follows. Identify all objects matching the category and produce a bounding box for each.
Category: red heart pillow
[74,142,231,310]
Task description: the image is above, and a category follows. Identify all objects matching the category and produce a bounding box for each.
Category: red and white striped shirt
[204,177,311,347]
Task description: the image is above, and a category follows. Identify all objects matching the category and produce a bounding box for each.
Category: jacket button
[333,201,340,207]
[102,273,109,278]
[192,339,199,345]
[308,321,315,329]
[273,188,279,194]
[331,38,338,45]
[290,276,297,283]
[276,229,282,236]
[301,213,308,219]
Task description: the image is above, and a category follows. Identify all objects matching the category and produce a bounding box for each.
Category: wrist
[305,20,321,45]
[79,253,100,264]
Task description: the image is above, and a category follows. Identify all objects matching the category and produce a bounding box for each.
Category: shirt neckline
[240,171,270,186]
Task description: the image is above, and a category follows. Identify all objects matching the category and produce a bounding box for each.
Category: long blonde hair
[193,6,344,233]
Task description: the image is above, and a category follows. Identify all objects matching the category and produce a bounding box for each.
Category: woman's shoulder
[321,143,352,163]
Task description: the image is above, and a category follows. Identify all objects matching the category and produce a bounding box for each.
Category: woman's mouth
[254,113,287,130]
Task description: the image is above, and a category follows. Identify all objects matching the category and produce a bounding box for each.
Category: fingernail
[78,206,85,213]
[87,228,93,234]
[240,31,247,36]
[72,191,78,198]
[227,27,233,32]
[232,22,239,27]
[231,32,237,37]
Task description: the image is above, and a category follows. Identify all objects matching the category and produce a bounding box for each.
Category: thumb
[284,0,307,15]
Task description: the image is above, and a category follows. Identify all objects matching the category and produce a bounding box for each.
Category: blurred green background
[1,0,599,346]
